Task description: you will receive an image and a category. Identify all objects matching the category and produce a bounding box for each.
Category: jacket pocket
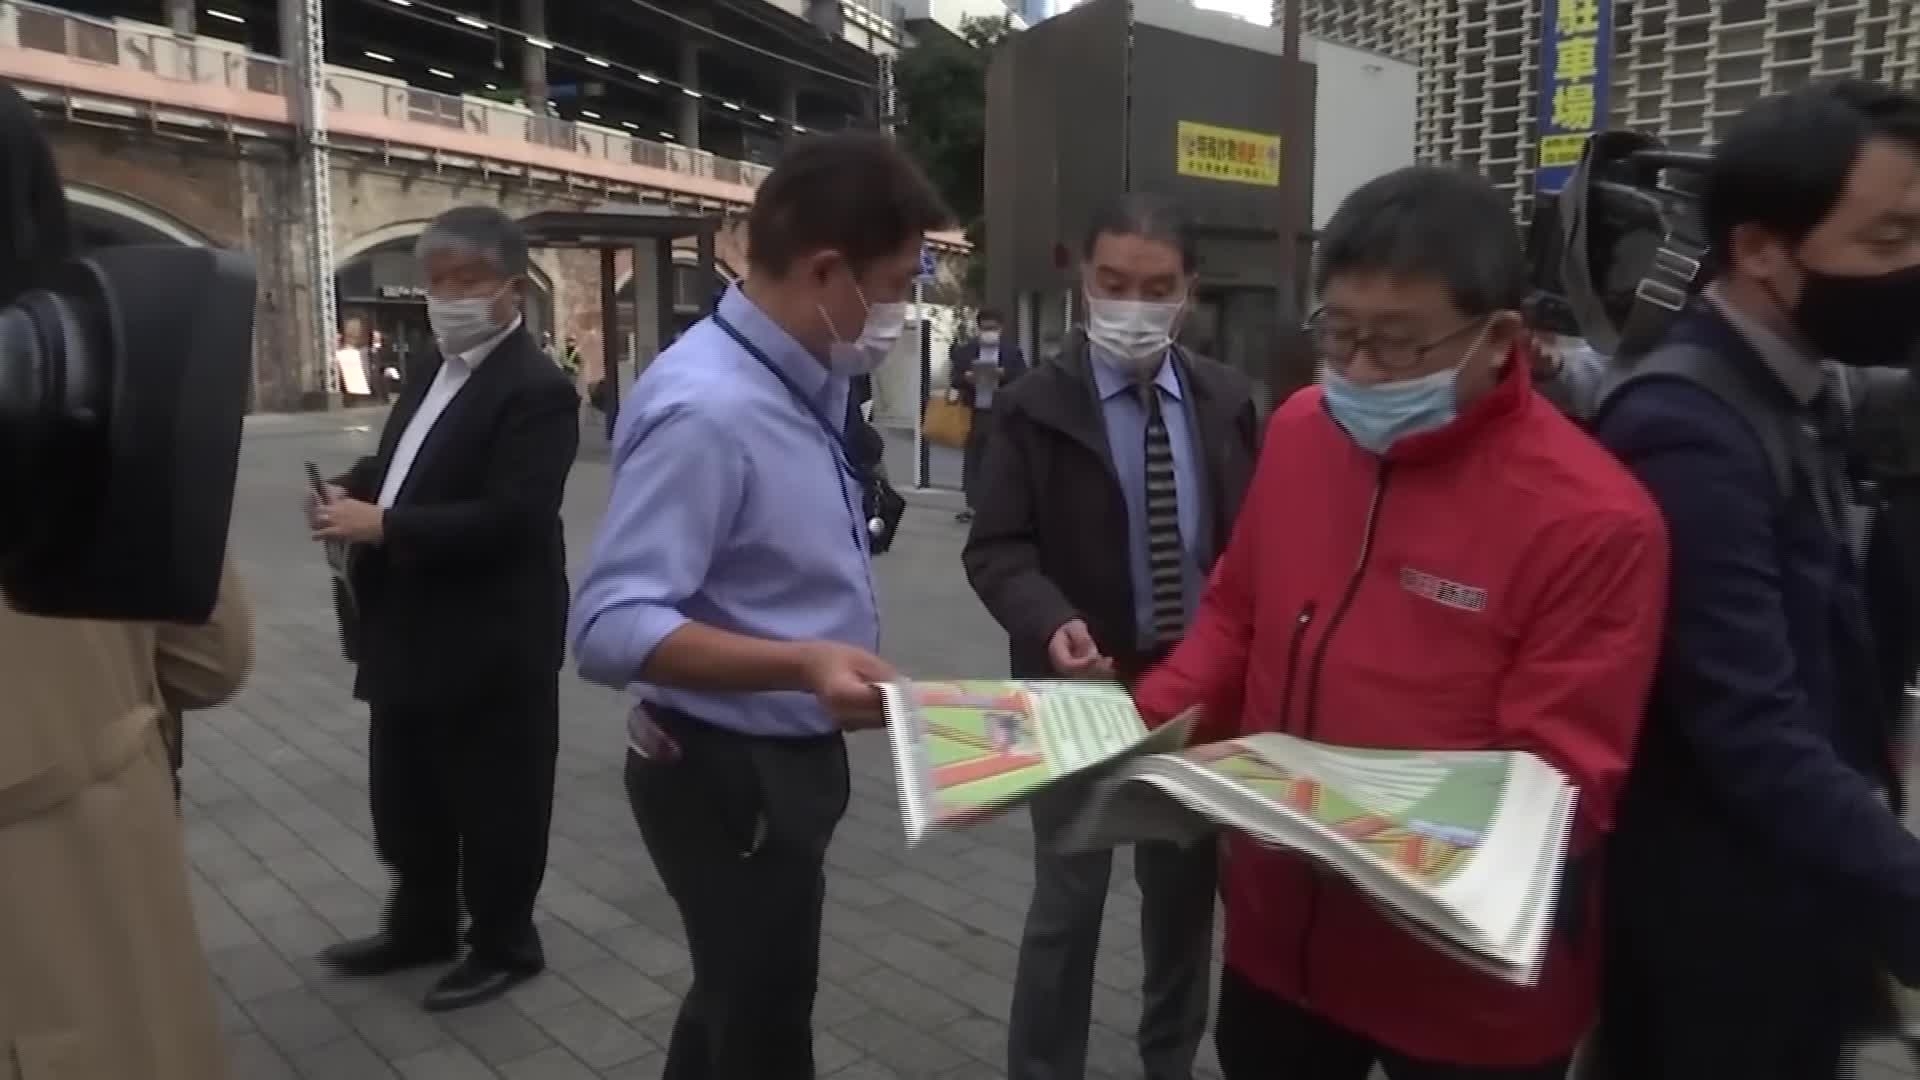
[6,1031,101,1080]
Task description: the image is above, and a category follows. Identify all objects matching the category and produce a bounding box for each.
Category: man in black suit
[308,205,580,1013]
[963,194,1261,1080]
[951,307,1026,522]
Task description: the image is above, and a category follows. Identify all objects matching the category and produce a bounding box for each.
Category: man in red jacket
[1133,166,1671,1078]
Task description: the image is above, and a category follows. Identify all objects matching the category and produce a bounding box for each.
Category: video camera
[1525,130,1714,358]
[0,245,257,624]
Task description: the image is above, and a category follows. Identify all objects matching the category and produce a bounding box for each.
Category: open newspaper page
[1059,731,1577,985]
[881,679,1192,845]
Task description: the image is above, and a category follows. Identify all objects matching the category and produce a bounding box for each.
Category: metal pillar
[166,0,195,35]
[600,248,619,440]
[695,230,716,295]
[878,51,934,490]
[677,40,701,148]
[652,241,675,366]
[280,0,338,404]
[521,0,549,110]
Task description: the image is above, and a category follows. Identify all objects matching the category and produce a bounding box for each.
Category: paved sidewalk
[200,415,1920,1079]
[198,417,1195,1079]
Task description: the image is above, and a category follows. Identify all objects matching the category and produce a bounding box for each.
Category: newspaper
[881,679,1577,987]
[880,680,1193,843]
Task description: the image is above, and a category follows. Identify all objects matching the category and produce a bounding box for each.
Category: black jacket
[963,337,1261,679]
[1594,306,1919,1051]
[337,325,580,706]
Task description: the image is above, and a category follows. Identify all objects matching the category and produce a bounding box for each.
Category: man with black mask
[1592,79,1920,1077]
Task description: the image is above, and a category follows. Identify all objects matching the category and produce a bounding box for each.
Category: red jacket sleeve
[1134,461,1265,744]
[1496,508,1669,853]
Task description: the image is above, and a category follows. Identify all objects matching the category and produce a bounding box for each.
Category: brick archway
[65,184,211,247]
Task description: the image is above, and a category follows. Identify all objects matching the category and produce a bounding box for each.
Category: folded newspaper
[880,679,1578,987]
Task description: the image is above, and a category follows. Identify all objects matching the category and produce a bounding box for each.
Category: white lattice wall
[1290,0,1920,217]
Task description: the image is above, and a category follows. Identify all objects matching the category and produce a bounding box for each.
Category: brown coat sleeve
[155,558,254,713]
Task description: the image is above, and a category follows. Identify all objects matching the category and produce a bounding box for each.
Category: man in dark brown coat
[962,192,1263,1080]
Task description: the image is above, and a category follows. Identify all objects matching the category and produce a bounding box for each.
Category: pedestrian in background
[950,307,1026,523]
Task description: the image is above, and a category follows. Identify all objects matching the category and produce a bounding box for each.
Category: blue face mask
[1320,364,1460,454]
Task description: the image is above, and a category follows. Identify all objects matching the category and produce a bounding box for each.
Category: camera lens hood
[0,244,256,623]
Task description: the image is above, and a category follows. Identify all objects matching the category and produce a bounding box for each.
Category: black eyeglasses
[1305,308,1489,374]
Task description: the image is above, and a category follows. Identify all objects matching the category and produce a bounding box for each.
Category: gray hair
[414,205,531,281]
[1314,165,1527,318]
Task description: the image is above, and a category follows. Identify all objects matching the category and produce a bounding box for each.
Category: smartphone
[304,461,331,503]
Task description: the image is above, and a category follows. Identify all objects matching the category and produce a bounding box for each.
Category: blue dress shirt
[569,286,880,737]
[1089,346,1210,649]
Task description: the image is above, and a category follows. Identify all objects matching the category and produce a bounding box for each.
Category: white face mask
[427,290,505,355]
[822,284,908,377]
[1086,295,1182,373]
[977,329,1001,348]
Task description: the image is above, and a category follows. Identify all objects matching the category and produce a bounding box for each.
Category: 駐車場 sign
[1536,0,1613,193]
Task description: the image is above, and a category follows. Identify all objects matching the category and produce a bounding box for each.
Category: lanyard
[712,314,867,553]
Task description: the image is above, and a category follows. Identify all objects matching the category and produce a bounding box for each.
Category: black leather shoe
[421,957,541,1013]
[318,933,457,977]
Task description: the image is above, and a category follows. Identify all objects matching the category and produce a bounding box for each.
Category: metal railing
[2,0,774,195]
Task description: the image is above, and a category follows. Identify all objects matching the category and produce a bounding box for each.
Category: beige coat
[0,563,252,1080]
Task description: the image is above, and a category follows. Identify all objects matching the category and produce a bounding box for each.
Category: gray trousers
[1008,785,1218,1080]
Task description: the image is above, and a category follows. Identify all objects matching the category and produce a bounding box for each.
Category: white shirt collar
[456,315,523,368]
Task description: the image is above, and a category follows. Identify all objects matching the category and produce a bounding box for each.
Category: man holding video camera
[0,79,257,1080]
[1590,80,1920,1077]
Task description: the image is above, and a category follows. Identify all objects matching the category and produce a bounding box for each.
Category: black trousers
[961,406,992,509]
[1215,968,1573,1080]
[367,681,558,970]
[624,707,849,1080]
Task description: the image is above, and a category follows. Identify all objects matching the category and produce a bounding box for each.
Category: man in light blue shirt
[568,132,950,1080]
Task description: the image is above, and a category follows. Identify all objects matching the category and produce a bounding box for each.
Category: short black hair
[1705,79,1920,256]
[1315,165,1527,317]
[1082,192,1198,272]
[747,131,952,278]
[976,307,1004,325]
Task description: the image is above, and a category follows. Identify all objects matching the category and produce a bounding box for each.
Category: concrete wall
[1303,36,1417,230]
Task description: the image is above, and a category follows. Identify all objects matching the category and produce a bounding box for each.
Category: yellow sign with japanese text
[1176,122,1282,187]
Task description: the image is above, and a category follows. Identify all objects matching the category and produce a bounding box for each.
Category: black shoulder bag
[712,315,906,555]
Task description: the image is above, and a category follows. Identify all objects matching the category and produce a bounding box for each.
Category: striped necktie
[1138,380,1187,646]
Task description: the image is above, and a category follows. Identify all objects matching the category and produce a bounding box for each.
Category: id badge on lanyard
[711,314,868,553]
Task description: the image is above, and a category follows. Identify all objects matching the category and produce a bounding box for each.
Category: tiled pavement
[198,410,1920,1079]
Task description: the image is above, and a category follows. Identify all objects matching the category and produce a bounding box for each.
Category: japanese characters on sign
[1175,121,1283,188]
[1535,0,1613,193]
